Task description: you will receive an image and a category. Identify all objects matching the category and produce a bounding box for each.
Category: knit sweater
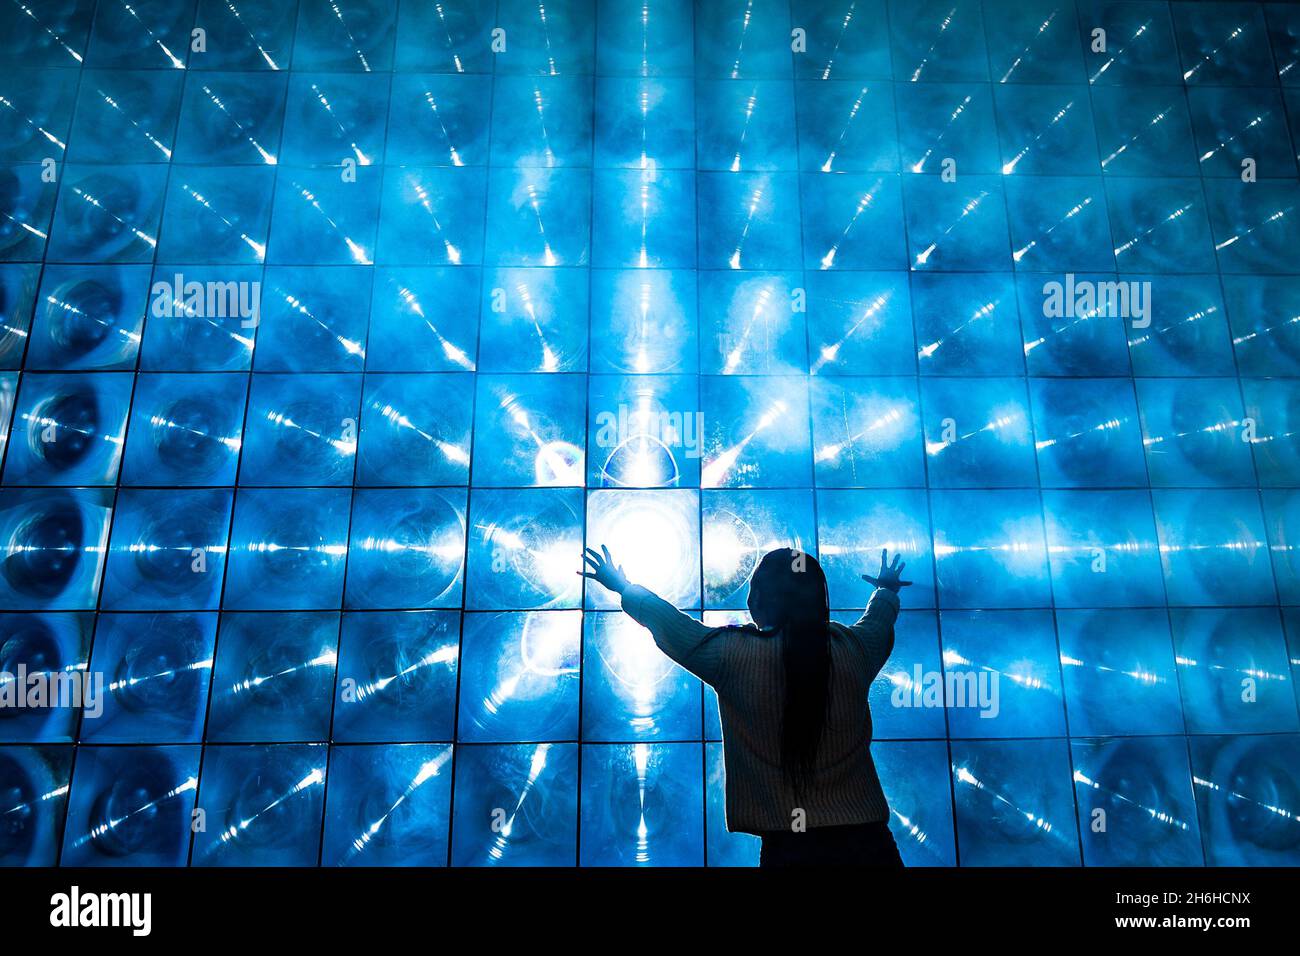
[619,584,900,835]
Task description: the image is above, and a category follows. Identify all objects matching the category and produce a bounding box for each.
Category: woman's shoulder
[718,622,768,637]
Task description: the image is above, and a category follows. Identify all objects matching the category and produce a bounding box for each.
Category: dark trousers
[758,821,905,868]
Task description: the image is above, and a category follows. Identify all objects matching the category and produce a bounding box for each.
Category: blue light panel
[0,0,1298,869]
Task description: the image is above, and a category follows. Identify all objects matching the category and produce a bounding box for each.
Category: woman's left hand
[579,545,631,595]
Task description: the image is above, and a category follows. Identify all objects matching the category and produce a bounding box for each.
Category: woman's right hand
[862,549,912,593]
[579,545,631,595]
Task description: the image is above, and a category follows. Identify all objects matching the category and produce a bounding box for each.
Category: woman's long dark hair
[748,548,831,795]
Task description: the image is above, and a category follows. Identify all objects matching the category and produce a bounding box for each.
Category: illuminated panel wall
[1,0,1299,867]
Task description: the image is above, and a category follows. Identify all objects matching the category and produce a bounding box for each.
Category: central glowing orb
[585,490,701,609]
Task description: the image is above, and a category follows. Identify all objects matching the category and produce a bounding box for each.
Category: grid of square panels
[1,0,1299,868]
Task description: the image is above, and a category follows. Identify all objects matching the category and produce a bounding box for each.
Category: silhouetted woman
[581,544,910,867]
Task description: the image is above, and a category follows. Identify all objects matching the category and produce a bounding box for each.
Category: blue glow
[101,488,231,610]
[465,488,582,609]
[921,377,1036,487]
[583,611,702,740]
[241,372,362,485]
[875,740,957,867]
[322,743,453,866]
[0,611,92,741]
[951,738,1080,866]
[457,610,581,742]
[817,488,934,607]
[332,611,459,742]
[811,377,924,486]
[450,742,578,866]
[1072,736,1204,866]
[206,611,338,742]
[48,165,167,264]
[27,264,149,371]
[0,745,71,866]
[1056,609,1184,737]
[0,489,112,611]
[703,488,815,606]
[122,372,246,485]
[940,610,1066,739]
[931,490,1051,608]
[344,488,466,609]
[580,742,704,866]
[224,488,351,609]
[81,612,215,743]
[1172,608,1298,735]
[61,744,200,866]
[706,743,761,866]
[1041,490,1165,607]
[190,743,327,866]
[255,267,372,371]
[1,0,1298,870]
[859,610,946,740]
[5,372,132,486]
[1190,734,1300,866]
